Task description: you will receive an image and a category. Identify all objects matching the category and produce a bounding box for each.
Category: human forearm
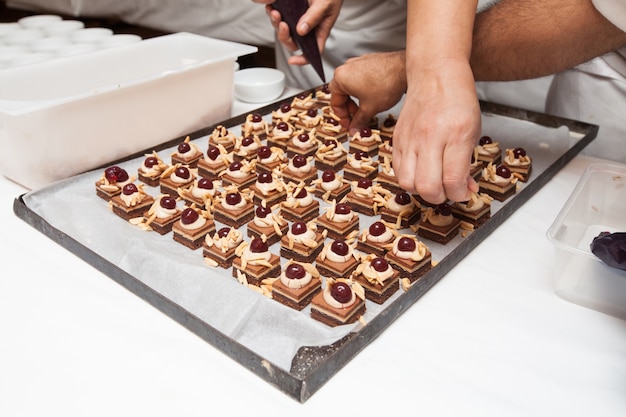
[471,0,626,81]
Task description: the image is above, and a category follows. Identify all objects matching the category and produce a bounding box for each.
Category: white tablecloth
[1,137,625,415]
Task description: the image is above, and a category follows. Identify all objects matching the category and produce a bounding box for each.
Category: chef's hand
[393,59,480,204]
[252,0,343,66]
[329,51,407,134]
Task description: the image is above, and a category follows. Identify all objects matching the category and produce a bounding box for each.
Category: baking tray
[13,97,598,403]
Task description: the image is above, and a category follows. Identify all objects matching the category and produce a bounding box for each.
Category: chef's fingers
[441,142,476,203]
[392,145,418,196]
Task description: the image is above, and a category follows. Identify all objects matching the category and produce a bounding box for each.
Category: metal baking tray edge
[13,98,598,403]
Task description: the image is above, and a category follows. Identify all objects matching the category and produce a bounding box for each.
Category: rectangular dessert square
[172,216,216,250]
[271,261,322,311]
[385,249,432,284]
[310,280,366,327]
[109,192,155,222]
[279,230,325,264]
[353,262,400,305]
[212,200,255,228]
[232,253,281,287]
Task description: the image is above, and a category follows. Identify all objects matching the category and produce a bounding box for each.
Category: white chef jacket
[545,0,626,163]
[275,0,407,89]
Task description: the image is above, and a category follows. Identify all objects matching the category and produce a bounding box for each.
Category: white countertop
[1,115,625,415]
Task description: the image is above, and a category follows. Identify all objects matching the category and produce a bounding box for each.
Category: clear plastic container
[547,162,626,320]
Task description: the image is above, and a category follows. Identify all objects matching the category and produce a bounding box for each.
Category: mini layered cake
[219,160,256,190]
[233,134,263,162]
[375,156,402,195]
[271,260,322,311]
[271,102,298,125]
[290,91,316,112]
[356,220,398,257]
[159,164,195,199]
[286,129,320,159]
[212,187,255,228]
[475,135,502,167]
[343,150,379,183]
[379,113,397,142]
[314,84,332,107]
[384,235,432,283]
[314,138,347,171]
[315,112,348,143]
[109,182,155,221]
[310,278,366,327]
[478,163,518,202]
[315,238,360,279]
[208,124,236,153]
[197,144,233,180]
[353,254,400,304]
[266,120,295,150]
[280,154,318,185]
[317,200,360,241]
[348,127,382,157]
[294,108,323,131]
[241,113,269,139]
[280,182,320,224]
[379,191,421,229]
[378,137,393,162]
[502,147,532,182]
[232,237,281,287]
[313,170,351,202]
[178,177,220,208]
[137,151,168,187]
[172,205,216,250]
[345,177,390,216]
[95,165,132,201]
[249,171,287,207]
[203,226,244,268]
[417,203,462,244]
[171,136,203,168]
[255,145,287,174]
[279,220,326,263]
[451,192,493,229]
[246,203,289,247]
[143,194,182,235]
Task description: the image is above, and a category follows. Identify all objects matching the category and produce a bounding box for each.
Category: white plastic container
[547,162,626,320]
[0,32,256,189]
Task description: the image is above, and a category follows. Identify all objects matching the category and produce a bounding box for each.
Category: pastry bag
[271,0,326,83]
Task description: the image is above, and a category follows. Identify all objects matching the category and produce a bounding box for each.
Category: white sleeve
[592,0,626,33]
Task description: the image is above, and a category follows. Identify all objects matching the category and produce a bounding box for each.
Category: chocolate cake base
[380,207,421,229]
[137,172,161,188]
[160,177,194,199]
[478,181,517,202]
[202,244,238,268]
[272,279,321,311]
[232,254,281,286]
[503,164,532,182]
[249,185,287,207]
[281,169,318,186]
[345,191,378,216]
[343,166,378,184]
[280,233,325,264]
[385,251,432,283]
[145,211,181,235]
[213,202,255,228]
[280,201,320,224]
[316,214,359,241]
[310,292,365,327]
[220,173,256,190]
[197,159,227,180]
[417,217,462,244]
[172,220,216,250]
[247,219,289,247]
[315,255,359,280]
[110,195,155,222]
[171,153,202,169]
[451,205,491,228]
[313,182,351,203]
[356,238,392,258]
[354,272,400,304]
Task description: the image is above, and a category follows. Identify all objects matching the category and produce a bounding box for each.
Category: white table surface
[1,97,625,416]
